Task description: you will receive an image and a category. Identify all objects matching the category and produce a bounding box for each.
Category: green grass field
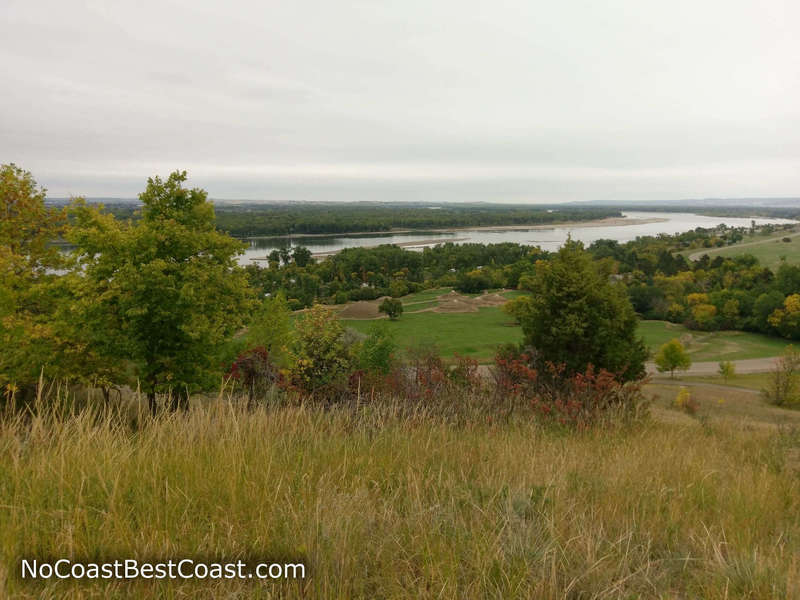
[638,320,790,361]
[403,300,439,312]
[345,306,522,361]
[399,287,453,305]
[343,312,792,364]
[684,228,800,269]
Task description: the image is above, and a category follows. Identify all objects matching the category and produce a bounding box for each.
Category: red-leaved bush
[227,347,282,406]
[492,346,648,427]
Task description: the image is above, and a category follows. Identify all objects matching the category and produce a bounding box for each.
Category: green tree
[245,293,291,364]
[288,304,353,397]
[506,239,647,380]
[357,321,397,375]
[379,297,404,320]
[718,360,735,383]
[68,171,254,412]
[654,339,691,378]
[292,246,313,268]
[389,279,409,298]
[0,164,66,402]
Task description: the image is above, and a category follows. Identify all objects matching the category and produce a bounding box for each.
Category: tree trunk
[170,387,189,412]
[147,377,158,415]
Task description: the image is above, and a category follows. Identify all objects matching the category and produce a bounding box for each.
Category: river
[237,211,796,265]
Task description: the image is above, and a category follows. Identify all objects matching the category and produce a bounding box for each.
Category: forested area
[84,201,621,236]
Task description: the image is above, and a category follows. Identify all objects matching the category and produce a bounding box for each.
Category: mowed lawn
[345,306,522,361]
[342,311,792,363]
[639,320,791,361]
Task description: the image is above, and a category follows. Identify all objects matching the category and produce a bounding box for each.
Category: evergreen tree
[506,239,647,380]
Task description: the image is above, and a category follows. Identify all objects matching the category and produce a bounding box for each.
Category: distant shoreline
[241,215,668,241]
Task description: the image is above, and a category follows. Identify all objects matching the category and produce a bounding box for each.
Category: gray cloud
[2,0,799,201]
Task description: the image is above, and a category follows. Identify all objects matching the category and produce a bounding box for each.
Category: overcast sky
[2,0,799,202]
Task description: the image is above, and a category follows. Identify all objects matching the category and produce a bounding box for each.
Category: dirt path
[646,379,761,394]
[687,230,800,261]
[475,357,779,376]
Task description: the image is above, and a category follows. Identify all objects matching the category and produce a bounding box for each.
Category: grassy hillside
[2,400,800,598]
[638,320,790,361]
[684,228,800,269]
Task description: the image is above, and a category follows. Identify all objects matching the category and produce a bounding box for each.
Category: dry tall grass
[1,394,799,598]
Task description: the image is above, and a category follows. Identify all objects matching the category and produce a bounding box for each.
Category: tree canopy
[654,339,691,378]
[0,164,66,400]
[67,171,254,410]
[506,239,648,380]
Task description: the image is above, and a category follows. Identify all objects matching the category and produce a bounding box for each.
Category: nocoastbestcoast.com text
[20,558,306,581]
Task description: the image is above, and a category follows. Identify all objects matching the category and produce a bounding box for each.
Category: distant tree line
[95,202,621,236]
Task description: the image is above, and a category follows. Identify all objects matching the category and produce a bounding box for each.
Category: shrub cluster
[227,308,648,428]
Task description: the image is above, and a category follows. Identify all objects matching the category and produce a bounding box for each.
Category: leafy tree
[68,171,254,412]
[762,345,800,406]
[507,239,647,380]
[292,246,313,268]
[718,360,735,383]
[278,247,291,266]
[245,293,291,363]
[752,291,784,332]
[288,304,353,397]
[768,294,800,339]
[776,263,800,295]
[389,279,409,298]
[690,303,718,330]
[357,321,397,375]
[654,339,691,378]
[379,297,403,320]
[0,164,66,402]
[455,269,492,293]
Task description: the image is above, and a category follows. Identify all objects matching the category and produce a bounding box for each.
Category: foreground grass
[645,382,800,427]
[1,401,800,598]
